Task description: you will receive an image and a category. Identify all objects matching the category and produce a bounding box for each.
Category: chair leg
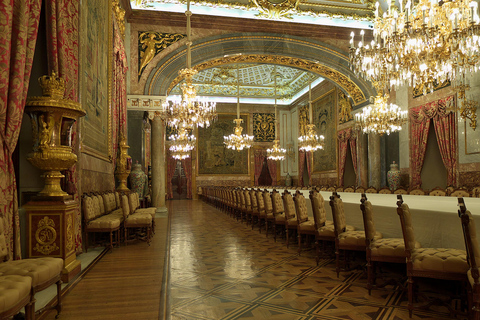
[286,227,290,248]
[315,238,320,265]
[273,224,277,242]
[367,259,373,295]
[55,280,62,318]
[408,276,414,318]
[335,248,340,278]
[85,232,89,253]
[298,233,302,254]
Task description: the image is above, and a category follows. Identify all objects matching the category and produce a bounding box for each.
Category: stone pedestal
[24,197,81,283]
[151,113,167,213]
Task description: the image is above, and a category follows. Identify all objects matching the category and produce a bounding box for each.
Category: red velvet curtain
[0,0,42,260]
[298,150,305,186]
[410,96,457,187]
[433,102,457,186]
[254,150,265,185]
[45,0,82,252]
[337,128,351,186]
[181,157,192,199]
[166,151,176,199]
[267,158,277,186]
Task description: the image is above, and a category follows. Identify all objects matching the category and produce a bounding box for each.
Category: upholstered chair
[239,189,247,222]
[450,188,470,197]
[393,187,408,195]
[271,189,286,242]
[327,186,336,192]
[429,187,447,196]
[310,190,355,264]
[121,194,152,245]
[365,186,378,193]
[320,186,328,191]
[329,192,380,277]
[458,198,480,320]
[355,186,366,193]
[255,189,266,232]
[244,189,253,225]
[293,191,316,254]
[263,189,275,237]
[360,194,420,295]
[408,188,426,195]
[396,195,468,317]
[344,186,355,193]
[0,275,31,319]
[336,186,344,192]
[471,186,480,198]
[250,189,259,230]
[378,187,393,194]
[282,190,298,247]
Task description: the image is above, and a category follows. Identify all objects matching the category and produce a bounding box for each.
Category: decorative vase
[387,161,401,191]
[129,162,148,199]
[285,173,292,187]
[25,71,86,197]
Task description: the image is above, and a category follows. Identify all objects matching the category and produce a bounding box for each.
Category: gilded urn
[25,72,86,197]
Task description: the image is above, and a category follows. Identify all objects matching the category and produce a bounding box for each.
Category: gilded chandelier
[350,0,480,93]
[169,127,196,160]
[267,66,287,161]
[224,66,254,151]
[298,82,324,152]
[355,93,408,135]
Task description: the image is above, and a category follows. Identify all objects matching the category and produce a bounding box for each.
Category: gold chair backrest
[409,188,425,195]
[256,190,265,212]
[329,193,347,236]
[396,196,416,253]
[309,190,326,227]
[294,191,309,224]
[244,190,252,208]
[471,186,480,198]
[365,187,377,193]
[429,188,446,196]
[360,195,376,243]
[239,189,246,208]
[250,190,258,210]
[355,186,365,193]
[344,186,355,193]
[263,190,273,213]
[272,190,284,215]
[451,189,470,198]
[393,187,408,195]
[379,187,392,194]
[282,190,296,220]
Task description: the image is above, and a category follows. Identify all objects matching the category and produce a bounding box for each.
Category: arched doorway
[171,160,187,199]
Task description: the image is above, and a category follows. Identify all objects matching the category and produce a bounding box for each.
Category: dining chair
[355,186,366,193]
[396,194,468,317]
[256,189,266,233]
[458,198,480,320]
[365,186,378,193]
[249,189,259,230]
[244,189,253,225]
[360,194,419,294]
[408,188,426,195]
[263,189,275,237]
[429,187,447,196]
[271,189,286,242]
[378,187,393,194]
[282,190,298,247]
[329,192,378,277]
[336,186,344,192]
[393,187,408,195]
[293,190,316,254]
[343,186,355,193]
[471,186,480,198]
[450,188,470,197]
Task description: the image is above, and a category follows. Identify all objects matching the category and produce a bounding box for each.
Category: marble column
[192,127,198,200]
[150,112,167,213]
[368,134,381,189]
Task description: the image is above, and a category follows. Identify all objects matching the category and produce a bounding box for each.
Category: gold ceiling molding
[113,0,126,39]
[167,54,367,105]
[137,0,374,21]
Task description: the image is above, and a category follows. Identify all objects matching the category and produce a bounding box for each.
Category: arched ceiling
[169,64,321,104]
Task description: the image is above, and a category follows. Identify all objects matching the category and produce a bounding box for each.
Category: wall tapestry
[138,32,185,79]
[299,105,309,136]
[313,89,336,172]
[198,114,249,175]
[253,113,275,142]
[80,0,111,160]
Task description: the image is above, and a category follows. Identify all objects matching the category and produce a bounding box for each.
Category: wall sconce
[286,142,295,160]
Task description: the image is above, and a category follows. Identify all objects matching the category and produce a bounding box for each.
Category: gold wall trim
[167,55,366,105]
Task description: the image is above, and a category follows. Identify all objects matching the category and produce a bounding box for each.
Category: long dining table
[264,188,480,251]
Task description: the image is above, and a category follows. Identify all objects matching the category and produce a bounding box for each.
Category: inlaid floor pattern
[169,200,462,320]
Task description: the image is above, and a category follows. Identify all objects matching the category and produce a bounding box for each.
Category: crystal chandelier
[298,82,324,151]
[224,66,254,150]
[162,0,217,130]
[267,66,287,161]
[169,127,196,160]
[355,92,408,135]
[349,0,480,128]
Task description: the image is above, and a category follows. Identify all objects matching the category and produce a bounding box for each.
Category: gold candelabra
[298,82,324,151]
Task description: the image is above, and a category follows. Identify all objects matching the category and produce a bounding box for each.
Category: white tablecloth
[264,188,480,250]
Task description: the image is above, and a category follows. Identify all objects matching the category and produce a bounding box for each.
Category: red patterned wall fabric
[0,0,42,260]
[349,131,358,184]
[45,0,83,252]
[409,96,457,187]
[306,151,312,183]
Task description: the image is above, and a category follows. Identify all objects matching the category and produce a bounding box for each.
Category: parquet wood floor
[41,200,464,320]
